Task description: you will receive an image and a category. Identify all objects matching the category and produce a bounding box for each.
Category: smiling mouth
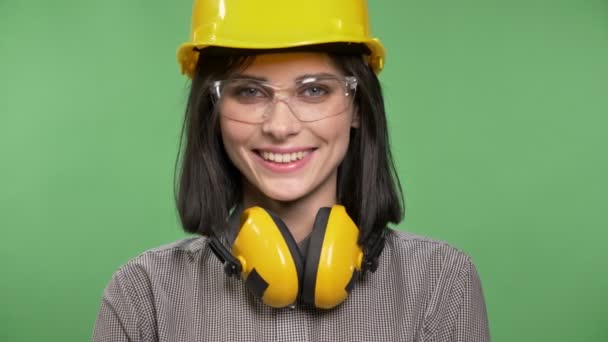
[254,149,315,164]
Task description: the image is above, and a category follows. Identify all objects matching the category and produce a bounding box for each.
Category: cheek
[219,119,255,165]
[317,116,353,160]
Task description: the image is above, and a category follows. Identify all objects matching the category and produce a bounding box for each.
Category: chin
[259,186,309,203]
[243,169,336,206]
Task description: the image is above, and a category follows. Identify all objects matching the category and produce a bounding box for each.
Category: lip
[254,146,317,154]
[252,148,316,174]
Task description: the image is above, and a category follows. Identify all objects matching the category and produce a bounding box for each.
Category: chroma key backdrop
[1,0,607,341]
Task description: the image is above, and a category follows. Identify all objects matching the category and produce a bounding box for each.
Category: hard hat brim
[177,38,385,79]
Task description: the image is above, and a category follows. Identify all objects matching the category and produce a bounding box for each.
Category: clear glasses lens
[212,76,357,123]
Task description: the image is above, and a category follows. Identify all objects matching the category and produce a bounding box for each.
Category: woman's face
[219,52,358,205]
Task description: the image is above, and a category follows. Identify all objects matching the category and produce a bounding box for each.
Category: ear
[350,110,361,129]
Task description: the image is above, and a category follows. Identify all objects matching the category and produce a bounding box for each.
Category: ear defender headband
[209,205,386,309]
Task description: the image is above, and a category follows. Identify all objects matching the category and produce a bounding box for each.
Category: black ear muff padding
[300,207,331,306]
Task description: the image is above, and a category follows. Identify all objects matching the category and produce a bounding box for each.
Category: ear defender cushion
[231,207,304,308]
[301,207,331,307]
[301,205,363,309]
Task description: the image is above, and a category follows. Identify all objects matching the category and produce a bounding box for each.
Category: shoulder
[109,236,213,288]
[383,230,490,339]
[385,228,473,263]
[380,228,477,288]
[94,237,218,339]
[126,236,208,265]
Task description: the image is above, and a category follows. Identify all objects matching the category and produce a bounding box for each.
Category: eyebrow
[230,74,268,82]
[230,72,339,83]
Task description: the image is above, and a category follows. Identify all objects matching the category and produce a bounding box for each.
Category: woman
[93,0,490,341]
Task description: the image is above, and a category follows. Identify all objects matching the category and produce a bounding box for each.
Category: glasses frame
[210,75,358,123]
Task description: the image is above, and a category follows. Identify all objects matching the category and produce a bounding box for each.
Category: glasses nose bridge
[266,87,298,117]
[271,85,295,104]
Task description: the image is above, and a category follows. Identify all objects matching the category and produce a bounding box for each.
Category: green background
[1,0,607,341]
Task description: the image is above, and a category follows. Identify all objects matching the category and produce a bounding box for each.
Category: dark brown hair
[175,44,404,245]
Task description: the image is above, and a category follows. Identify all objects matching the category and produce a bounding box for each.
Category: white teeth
[260,150,309,163]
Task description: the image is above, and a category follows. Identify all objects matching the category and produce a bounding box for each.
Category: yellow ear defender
[209,205,386,309]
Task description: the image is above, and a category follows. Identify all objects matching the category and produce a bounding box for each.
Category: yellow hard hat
[177,0,386,78]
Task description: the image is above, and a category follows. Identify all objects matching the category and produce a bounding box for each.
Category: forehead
[239,52,341,82]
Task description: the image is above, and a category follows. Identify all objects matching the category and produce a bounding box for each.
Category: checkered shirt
[92,229,490,341]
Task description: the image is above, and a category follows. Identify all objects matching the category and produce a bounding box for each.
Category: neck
[241,176,338,243]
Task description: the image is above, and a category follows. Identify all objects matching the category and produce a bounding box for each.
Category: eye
[299,85,330,98]
[233,86,265,98]
[224,81,271,104]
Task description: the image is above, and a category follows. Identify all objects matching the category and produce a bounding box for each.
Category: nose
[261,99,302,141]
